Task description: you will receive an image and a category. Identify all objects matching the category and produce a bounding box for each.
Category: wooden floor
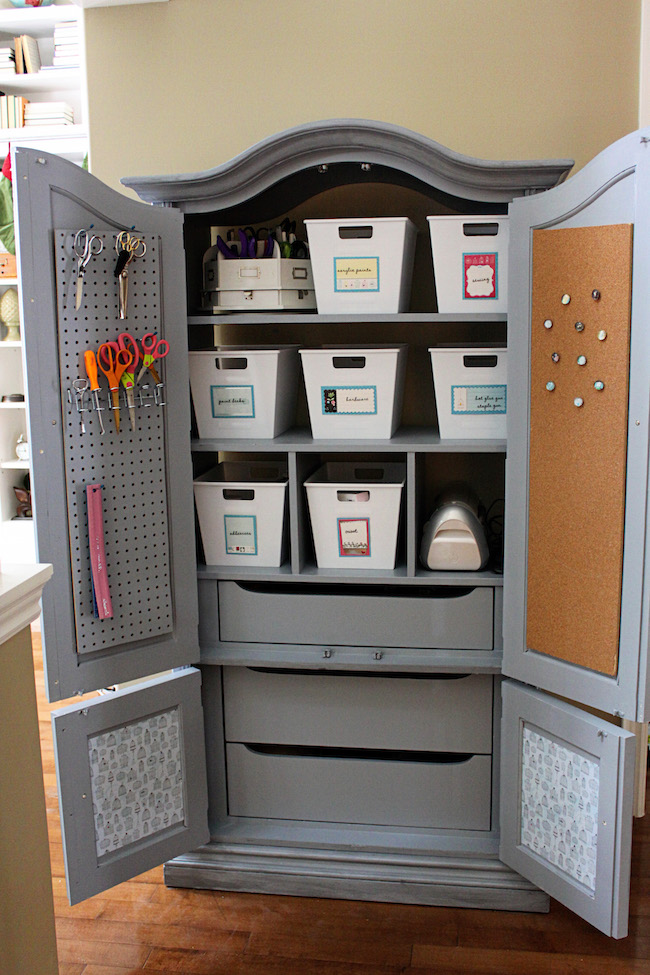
[34,635,650,975]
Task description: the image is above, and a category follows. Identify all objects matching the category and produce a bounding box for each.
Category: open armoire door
[13,147,209,903]
[501,128,650,936]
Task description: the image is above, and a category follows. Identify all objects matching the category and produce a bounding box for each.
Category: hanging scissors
[117,332,140,431]
[74,229,104,310]
[98,341,133,433]
[137,332,169,384]
[114,231,147,319]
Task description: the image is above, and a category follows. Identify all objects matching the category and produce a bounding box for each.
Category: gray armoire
[17,120,650,939]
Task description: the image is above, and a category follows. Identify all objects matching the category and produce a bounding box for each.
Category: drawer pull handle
[231,581,478,599]
[242,743,477,765]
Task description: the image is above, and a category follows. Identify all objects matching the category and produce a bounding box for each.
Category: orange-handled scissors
[137,332,169,384]
[117,332,140,431]
[84,349,105,435]
[98,342,133,433]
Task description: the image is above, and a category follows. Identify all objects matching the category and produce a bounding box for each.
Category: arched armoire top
[121,118,574,213]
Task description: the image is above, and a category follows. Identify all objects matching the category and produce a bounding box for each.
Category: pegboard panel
[54,229,172,655]
[526,224,633,677]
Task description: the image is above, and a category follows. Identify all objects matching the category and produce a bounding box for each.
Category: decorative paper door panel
[504,129,650,722]
[13,148,209,902]
[13,147,200,702]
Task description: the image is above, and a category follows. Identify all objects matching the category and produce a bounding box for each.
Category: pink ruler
[86,483,113,620]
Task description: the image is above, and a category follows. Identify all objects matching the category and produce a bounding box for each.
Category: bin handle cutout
[223,488,255,501]
[337,490,370,502]
[338,225,373,239]
[332,356,366,369]
[216,356,248,370]
[463,222,499,236]
[463,355,498,368]
[292,267,308,279]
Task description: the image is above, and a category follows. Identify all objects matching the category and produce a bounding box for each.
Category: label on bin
[463,253,498,299]
[322,385,378,415]
[211,384,255,418]
[334,257,380,292]
[451,384,507,415]
[338,518,370,557]
[224,514,258,555]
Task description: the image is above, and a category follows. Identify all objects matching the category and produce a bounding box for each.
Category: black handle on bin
[216,356,248,370]
[338,225,374,239]
[462,222,499,237]
[332,356,366,369]
[463,355,498,368]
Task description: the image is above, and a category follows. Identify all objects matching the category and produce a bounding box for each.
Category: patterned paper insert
[520,725,599,892]
[88,708,186,859]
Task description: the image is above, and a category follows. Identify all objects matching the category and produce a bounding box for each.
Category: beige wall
[84,0,641,194]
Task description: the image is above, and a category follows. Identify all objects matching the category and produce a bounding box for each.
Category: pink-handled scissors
[117,332,141,430]
[137,332,169,384]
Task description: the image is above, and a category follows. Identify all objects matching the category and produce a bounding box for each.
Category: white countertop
[0,563,53,646]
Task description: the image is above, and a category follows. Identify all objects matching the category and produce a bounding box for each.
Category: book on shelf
[24,100,74,126]
[12,36,42,75]
[0,95,29,129]
[21,36,41,74]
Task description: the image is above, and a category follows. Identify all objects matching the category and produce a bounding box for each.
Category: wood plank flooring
[34,632,650,975]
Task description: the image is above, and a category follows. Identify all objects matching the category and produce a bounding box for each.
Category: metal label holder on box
[202,246,316,312]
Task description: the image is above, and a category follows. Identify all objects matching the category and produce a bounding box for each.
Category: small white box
[202,245,316,312]
[304,462,405,569]
[304,217,417,314]
[299,345,408,439]
[427,215,509,313]
[189,346,299,439]
[429,346,507,440]
[194,461,288,566]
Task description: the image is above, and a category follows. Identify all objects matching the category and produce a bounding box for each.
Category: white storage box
[189,346,299,439]
[429,346,507,440]
[202,245,316,312]
[427,215,509,313]
[299,345,408,439]
[304,217,417,314]
[193,461,288,566]
[304,462,405,569]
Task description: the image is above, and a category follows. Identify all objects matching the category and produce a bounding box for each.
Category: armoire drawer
[217,581,494,650]
[223,668,493,753]
[225,743,492,830]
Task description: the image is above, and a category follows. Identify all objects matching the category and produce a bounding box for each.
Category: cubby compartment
[217,580,495,650]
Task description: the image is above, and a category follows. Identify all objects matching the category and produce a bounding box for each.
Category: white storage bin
[202,245,316,312]
[299,345,407,439]
[427,215,509,313]
[189,346,299,439]
[304,462,405,569]
[193,461,288,566]
[429,346,507,440]
[304,217,417,314]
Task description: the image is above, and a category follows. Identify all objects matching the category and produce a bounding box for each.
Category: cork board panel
[526,224,633,677]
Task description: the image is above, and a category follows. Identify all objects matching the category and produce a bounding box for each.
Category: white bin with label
[299,345,407,439]
[429,346,507,439]
[189,346,299,439]
[304,462,405,569]
[304,217,417,314]
[427,215,509,313]
[193,461,288,566]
